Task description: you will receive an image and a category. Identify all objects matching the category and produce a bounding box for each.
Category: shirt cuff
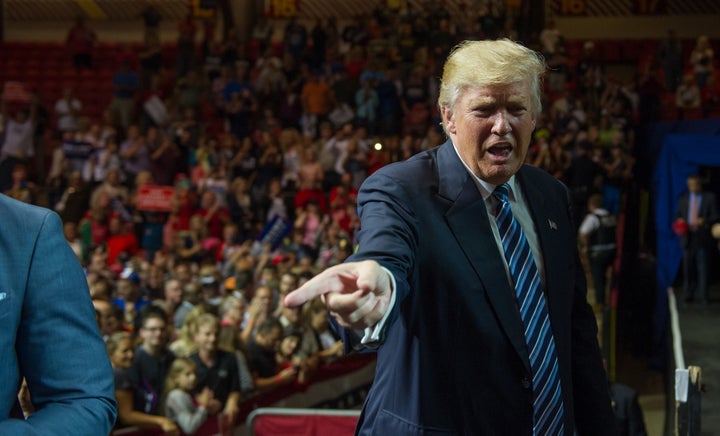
[359,266,396,347]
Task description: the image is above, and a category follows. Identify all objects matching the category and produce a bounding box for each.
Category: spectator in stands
[246,318,298,392]
[400,67,431,137]
[294,198,329,262]
[139,31,163,90]
[141,4,162,42]
[120,125,151,188]
[657,29,683,92]
[4,162,36,204]
[196,190,231,241]
[301,70,333,137]
[66,14,97,70]
[295,145,326,210]
[675,73,701,119]
[128,308,175,416]
[0,96,37,192]
[675,174,718,305]
[106,214,139,267]
[355,77,379,134]
[227,176,255,241]
[112,274,149,331]
[108,331,179,434]
[283,17,308,62]
[176,13,197,78]
[278,302,321,376]
[304,298,344,363]
[241,285,274,344]
[155,277,183,323]
[189,313,242,426]
[273,272,299,318]
[94,299,123,340]
[602,143,634,215]
[111,59,140,130]
[565,140,604,228]
[162,357,216,435]
[690,35,715,89]
[579,194,618,307]
[171,302,209,357]
[54,87,82,134]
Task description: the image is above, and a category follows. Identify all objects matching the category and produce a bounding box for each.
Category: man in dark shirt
[566,140,604,229]
[128,308,174,415]
[189,313,240,424]
[247,318,297,391]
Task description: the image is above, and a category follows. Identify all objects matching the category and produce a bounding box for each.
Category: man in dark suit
[286,39,617,434]
[675,174,718,304]
[0,193,117,434]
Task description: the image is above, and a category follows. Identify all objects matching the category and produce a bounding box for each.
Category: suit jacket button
[521,377,531,389]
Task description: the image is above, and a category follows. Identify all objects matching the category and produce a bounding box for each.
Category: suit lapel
[516,168,565,326]
[437,143,530,372]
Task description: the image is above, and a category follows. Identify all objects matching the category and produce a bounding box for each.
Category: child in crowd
[163,357,218,435]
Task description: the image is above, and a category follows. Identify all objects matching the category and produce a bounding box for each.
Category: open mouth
[487,144,512,158]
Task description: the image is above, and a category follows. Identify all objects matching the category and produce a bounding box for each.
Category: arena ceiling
[3,0,474,22]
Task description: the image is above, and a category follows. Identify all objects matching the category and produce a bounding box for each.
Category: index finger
[283,267,357,307]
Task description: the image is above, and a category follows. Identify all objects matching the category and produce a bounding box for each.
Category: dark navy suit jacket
[344,141,618,435]
[0,194,117,434]
[675,190,718,248]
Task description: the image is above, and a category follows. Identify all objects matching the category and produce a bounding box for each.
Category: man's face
[140,317,168,351]
[687,177,702,194]
[282,305,302,325]
[194,322,218,354]
[279,274,297,294]
[254,287,272,312]
[259,327,282,350]
[442,82,536,185]
[165,280,183,305]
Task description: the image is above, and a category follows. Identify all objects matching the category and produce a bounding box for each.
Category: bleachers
[1,41,177,121]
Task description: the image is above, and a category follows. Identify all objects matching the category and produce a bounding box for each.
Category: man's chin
[478,164,517,185]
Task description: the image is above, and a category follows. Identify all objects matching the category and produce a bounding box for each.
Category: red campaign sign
[136,185,174,212]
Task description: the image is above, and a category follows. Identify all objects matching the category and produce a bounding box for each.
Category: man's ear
[441,106,456,134]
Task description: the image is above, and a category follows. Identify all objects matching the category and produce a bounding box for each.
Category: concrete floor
[677,284,720,435]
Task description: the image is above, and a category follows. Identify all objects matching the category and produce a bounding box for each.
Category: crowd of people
[1,2,717,433]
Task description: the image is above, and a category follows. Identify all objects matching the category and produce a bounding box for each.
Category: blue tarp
[653,132,720,359]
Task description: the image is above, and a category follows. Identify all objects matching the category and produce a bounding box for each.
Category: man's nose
[491,111,512,136]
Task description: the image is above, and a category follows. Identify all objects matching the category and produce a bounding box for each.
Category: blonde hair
[195,313,220,332]
[161,357,197,413]
[438,39,546,126]
[106,331,132,356]
[169,304,211,357]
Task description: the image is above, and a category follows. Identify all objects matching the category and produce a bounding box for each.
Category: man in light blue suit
[0,193,117,434]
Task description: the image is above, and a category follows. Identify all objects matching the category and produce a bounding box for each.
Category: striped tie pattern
[493,183,565,435]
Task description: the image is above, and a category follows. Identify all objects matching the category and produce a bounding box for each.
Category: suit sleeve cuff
[359,266,396,348]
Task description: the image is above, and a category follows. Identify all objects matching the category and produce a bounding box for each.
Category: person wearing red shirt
[196,190,231,240]
[106,215,139,267]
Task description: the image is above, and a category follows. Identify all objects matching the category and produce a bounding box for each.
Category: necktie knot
[493,183,510,203]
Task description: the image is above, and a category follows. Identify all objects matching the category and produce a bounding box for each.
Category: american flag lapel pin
[548,219,558,230]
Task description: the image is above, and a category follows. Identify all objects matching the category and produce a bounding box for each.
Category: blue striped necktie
[493,183,565,435]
